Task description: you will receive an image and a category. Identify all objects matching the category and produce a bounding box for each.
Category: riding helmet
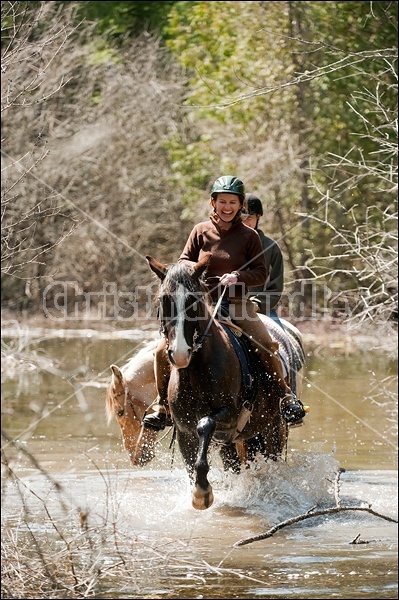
[211,176,245,202]
[245,193,263,216]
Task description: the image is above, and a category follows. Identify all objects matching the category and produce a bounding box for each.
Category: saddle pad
[219,322,254,392]
[266,323,292,381]
[219,320,291,385]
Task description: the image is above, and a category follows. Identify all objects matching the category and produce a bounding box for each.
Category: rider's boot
[143,397,172,430]
[279,393,306,426]
[142,339,172,431]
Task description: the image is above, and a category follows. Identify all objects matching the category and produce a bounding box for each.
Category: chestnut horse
[146,254,305,510]
[105,340,159,467]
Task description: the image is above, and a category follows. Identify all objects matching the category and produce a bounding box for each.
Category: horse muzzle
[168,348,192,369]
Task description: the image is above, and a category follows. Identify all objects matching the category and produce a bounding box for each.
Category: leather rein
[192,285,227,352]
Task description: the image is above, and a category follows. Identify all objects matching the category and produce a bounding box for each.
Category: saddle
[218,318,300,391]
[218,318,303,438]
[218,321,261,439]
[218,320,260,398]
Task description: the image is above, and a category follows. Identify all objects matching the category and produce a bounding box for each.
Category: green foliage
[166,1,294,124]
[164,0,397,240]
[86,46,119,65]
[163,1,301,200]
[74,1,178,38]
[2,0,397,318]
[298,1,398,187]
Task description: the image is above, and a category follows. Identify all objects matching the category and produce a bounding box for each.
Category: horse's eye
[117,409,125,418]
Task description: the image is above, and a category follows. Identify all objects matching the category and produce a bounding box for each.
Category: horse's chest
[169,367,239,423]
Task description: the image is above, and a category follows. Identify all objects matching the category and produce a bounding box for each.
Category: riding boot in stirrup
[142,339,172,431]
[142,398,173,431]
[280,394,307,427]
[254,342,308,427]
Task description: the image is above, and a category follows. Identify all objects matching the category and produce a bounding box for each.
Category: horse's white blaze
[170,285,191,368]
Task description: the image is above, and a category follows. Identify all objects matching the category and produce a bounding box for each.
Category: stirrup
[142,404,172,431]
[280,394,306,426]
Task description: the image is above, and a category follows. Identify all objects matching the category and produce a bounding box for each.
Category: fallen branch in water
[350,533,371,545]
[234,468,398,548]
[234,505,397,547]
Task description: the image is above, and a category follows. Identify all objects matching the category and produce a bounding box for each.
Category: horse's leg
[245,433,266,463]
[219,443,241,474]
[255,417,288,462]
[175,429,198,481]
[191,416,216,510]
[193,405,239,507]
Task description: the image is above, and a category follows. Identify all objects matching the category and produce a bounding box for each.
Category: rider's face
[212,193,242,222]
[241,214,259,229]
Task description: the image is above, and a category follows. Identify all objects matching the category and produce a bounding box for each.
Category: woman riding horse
[143,175,306,431]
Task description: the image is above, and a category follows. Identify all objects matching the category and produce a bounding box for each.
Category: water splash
[211,452,340,522]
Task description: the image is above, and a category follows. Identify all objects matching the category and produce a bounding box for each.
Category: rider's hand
[219,272,239,287]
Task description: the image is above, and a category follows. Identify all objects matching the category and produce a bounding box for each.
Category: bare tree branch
[234,468,397,547]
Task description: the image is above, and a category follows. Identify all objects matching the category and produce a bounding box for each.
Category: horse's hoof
[192,490,214,510]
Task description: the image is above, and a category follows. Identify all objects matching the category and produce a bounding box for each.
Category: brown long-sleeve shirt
[178,216,267,300]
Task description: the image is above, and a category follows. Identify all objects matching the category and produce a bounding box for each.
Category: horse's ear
[193,252,212,281]
[146,255,168,281]
[111,364,124,387]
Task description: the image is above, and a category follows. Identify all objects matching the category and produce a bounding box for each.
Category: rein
[192,285,227,352]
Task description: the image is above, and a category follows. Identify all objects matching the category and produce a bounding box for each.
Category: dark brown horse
[106,342,255,468]
[146,253,302,510]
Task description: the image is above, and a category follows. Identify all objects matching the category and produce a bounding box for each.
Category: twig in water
[234,506,397,547]
[349,533,371,545]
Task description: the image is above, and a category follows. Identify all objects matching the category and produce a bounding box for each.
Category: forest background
[1,0,398,330]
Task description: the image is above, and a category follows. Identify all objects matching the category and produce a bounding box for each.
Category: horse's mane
[105,382,118,424]
[162,262,211,300]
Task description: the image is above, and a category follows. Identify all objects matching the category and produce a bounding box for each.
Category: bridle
[159,285,227,354]
[113,387,141,421]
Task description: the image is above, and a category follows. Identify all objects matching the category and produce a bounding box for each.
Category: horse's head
[106,360,158,467]
[146,254,212,369]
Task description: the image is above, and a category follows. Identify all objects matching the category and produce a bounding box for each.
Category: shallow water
[1,330,398,599]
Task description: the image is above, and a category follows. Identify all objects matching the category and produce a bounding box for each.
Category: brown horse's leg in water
[219,443,241,474]
[192,416,216,510]
[191,405,232,510]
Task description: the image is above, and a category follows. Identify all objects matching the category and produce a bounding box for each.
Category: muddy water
[1,330,398,599]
